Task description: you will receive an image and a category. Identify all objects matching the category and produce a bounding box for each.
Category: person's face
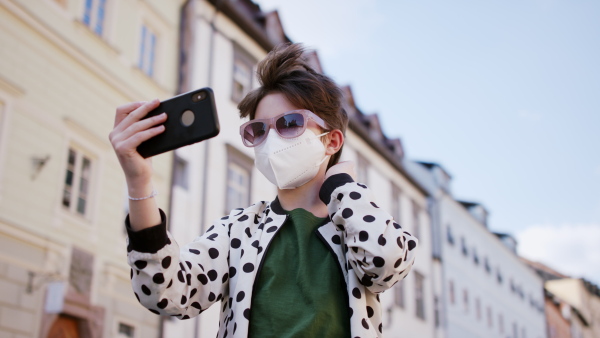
[253,92,324,135]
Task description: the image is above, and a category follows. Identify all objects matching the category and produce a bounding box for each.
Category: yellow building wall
[0,0,184,336]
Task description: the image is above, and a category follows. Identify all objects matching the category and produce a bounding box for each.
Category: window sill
[72,19,121,56]
[59,205,94,227]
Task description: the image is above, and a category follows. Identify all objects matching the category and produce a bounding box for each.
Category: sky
[254,0,600,284]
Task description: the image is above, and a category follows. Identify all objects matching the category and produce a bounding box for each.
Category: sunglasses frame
[239,109,329,147]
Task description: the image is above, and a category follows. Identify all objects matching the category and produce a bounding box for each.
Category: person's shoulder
[220,200,270,223]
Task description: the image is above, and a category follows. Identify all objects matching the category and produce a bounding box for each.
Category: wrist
[126,178,154,198]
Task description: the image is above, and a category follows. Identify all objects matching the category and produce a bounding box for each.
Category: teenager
[109,43,419,338]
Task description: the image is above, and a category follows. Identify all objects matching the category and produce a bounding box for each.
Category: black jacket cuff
[125,209,171,254]
[319,173,355,204]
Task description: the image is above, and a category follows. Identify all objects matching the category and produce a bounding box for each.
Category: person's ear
[325,130,344,156]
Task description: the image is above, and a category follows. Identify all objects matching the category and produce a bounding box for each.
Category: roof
[208,0,291,50]
[340,86,429,197]
[520,257,570,281]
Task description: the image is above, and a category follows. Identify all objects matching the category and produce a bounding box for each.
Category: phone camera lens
[192,91,206,102]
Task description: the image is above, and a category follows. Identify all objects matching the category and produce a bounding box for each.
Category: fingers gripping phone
[137,88,220,158]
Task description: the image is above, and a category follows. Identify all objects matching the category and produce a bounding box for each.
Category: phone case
[137,87,220,158]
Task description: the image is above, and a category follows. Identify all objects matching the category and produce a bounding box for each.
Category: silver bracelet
[128,189,158,201]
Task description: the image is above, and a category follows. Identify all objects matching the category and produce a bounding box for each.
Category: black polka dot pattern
[209,248,219,259]
[157,298,168,309]
[152,273,165,284]
[126,185,418,337]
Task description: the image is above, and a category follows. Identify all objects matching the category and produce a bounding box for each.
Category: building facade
[545,278,600,338]
[407,161,547,338]
[162,1,436,337]
[0,0,183,336]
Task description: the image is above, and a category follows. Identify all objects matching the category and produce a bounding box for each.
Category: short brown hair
[238,43,348,169]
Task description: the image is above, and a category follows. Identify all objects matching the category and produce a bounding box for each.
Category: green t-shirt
[249,208,351,338]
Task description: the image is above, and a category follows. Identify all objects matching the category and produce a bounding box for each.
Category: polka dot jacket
[125,173,419,338]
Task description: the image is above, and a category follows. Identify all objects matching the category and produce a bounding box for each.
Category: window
[394,280,404,308]
[475,297,481,321]
[62,147,93,216]
[434,296,440,328]
[391,184,401,222]
[461,237,468,256]
[499,313,504,334]
[226,162,250,212]
[117,322,135,338]
[173,155,189,190]
[139,24,157,77]
[414,272,425,320]
[463,289,469,313]
[446,224,454,245]
[473,248,479,265]
[448,280,455,305]
[225,145,253,213]
[356,153,369,184]
[82,0,107,36]
[411,200,420,239]
[497,268,503,284]
[487,306,493,328]
[231,43,256,103]
[484,257,491,274]
[513,322,519,338]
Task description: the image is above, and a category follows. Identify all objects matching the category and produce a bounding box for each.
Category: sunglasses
[239,109,329,147]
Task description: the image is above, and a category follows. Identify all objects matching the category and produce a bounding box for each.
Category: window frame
[414,271,425,320]
[231,42,256,103]
[394,279,405,308]
[113,317,138,338]
[138,23,158,78]
[446,224,455,245]
[61,145,96,219]
[173,155,189,190]
[81,0,109,37]
[448,279,455,305]
[224,144,253,214]
[461,236,468,256]
[57,116,106,225]
[411,200,420,239]
[356,153,369,185]
[391,183,402,222]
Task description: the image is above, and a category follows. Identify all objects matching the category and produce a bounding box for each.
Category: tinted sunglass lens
[243,122,268,146]
[276,113,305,137]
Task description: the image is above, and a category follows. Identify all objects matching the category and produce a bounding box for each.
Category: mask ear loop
[315,131,331,166]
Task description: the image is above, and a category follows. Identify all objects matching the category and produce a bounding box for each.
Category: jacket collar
[269,197,286,215]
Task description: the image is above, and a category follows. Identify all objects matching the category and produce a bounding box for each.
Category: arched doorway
[47,315,80,338]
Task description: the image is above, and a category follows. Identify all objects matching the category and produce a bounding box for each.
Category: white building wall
[165,2,275,337]
[344,133,435,338]
[440,194,546,338]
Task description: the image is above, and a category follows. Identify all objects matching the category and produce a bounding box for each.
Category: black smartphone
[137,87,220,158]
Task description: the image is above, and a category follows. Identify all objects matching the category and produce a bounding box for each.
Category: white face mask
[254,129,330,190]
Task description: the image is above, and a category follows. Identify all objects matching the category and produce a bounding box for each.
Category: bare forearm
[127,178,162,231]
